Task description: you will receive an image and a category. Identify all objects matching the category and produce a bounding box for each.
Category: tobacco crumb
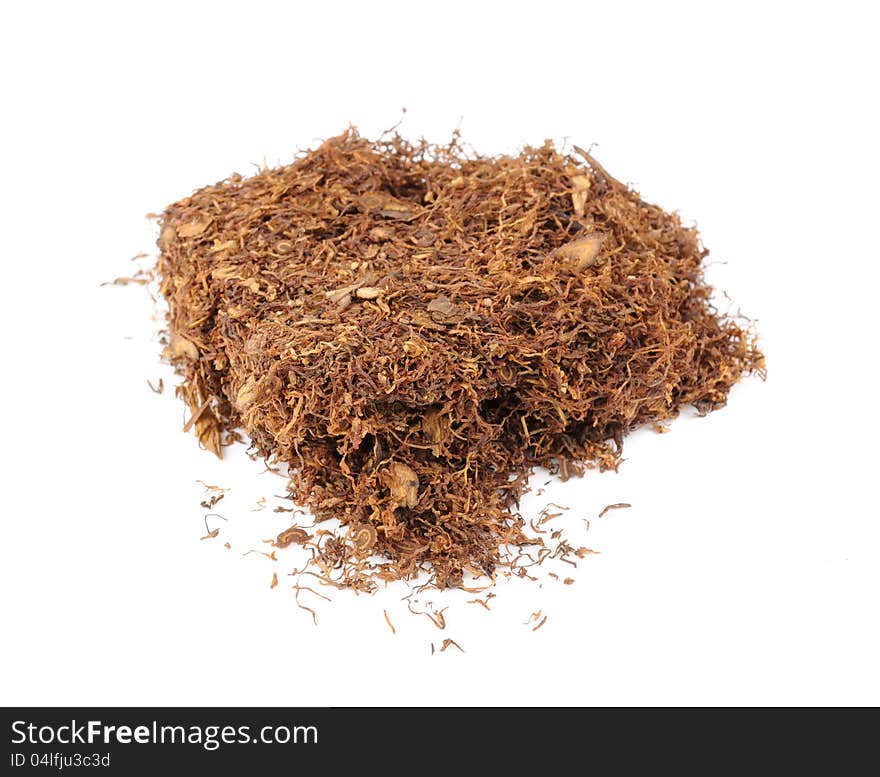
[155,128,763,594]
[270,572,278,589]
[439,638,465,653]
[383,609,397,635]
[200,493,225,509]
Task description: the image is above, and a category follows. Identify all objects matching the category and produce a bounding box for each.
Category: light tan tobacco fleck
[176,220,211,238]
[554,234,606,272]
[382,462,420,510]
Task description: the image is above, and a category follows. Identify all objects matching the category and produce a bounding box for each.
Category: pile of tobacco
[156,129,763,590]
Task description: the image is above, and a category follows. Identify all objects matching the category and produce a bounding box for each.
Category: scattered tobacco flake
[196,480,227,494]
[524,610,543,626]
[439,638,465,653]
[407,600,448,630]
[155,128,764,593]
[270,572,279,589]
[200,513,226,540]
[383,609,396,635]
[598,502,631,518]
[244,549,277,561]
[293,583,331,626]
[147,378,164,394]
[200,493,225,509]
[101,273,150,287]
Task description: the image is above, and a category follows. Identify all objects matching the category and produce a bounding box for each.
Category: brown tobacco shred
[200,493,225,509]
[407,601,448,630]
[196,481,226,493]
[525,610,543,626]
[156,128,763,592]
[102,275,150,287]
[200,513,226,540]
[383,609,396,635]
[598,502,631,518]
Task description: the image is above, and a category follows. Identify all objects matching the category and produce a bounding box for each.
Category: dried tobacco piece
[381,462,420,510]
[598,502,632,518]
[156,129,763,591]
[274,525,311,549]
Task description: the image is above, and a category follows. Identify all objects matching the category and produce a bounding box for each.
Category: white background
[1,1,878,706]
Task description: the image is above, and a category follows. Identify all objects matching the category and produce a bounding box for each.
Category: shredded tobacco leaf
[598,502,631,518]
[156,128,763,591]
[200,513,226,540]
[200,493,225,509]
